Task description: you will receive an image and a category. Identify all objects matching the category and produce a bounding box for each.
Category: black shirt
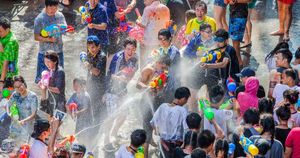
[229,3,248,18]
[275,127,291,151]
[167,0,190,27]
[235,85,266,98]
[174,147,189,158]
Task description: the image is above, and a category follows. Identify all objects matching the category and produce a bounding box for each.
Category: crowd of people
[0,0,299,157]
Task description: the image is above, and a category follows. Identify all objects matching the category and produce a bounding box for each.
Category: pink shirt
[141,1,170,46]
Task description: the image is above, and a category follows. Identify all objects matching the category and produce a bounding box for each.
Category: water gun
[135,146,144,158]
[226,77,236,93]
[9,102,19,120]
[79,6,92,24]
[8,61,16,73]
[40,70,51,89]
[166,20,177,35]
[219,99,232,110]
[149,72,168,89]
[57,135,76,148]
[2,87,14,99]
[239,135,259,156]
[41,24,74,38]
[19,144,30,158]
[68,103,78,119]
[198,99,214,121]
[86,152,94,158]
[80,51,88,63]
[228,143,235,157]
[200,50,222,63]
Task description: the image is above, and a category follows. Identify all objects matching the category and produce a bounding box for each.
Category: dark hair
[123,38,137,48]
[214,139,229,158]
[265,42,289,62]
[260,114,275,145]
[45,0,59,6]
[199,23,211,32]
[45,50,59,68]
[258,98,274,115]
[195,1,207,10]
[13,75,27,88]
[243,108,260,125]
[283,68,297,81]
[0,17,11,29]
[228,133,246,157]
[277,48,293,64]
[185,10,196,22]
[186,113,202,130]
[130,129,147,148]
[183,131,198,149]
[191,148,207,158]
[174,87,191,100]
[295,47,300,59]
[73,78,86,86]
[198,130,215,149]
[214,29,229,40]
[157,55,171,66]
[53,147,70,158]
[283,89,299,104]
[276,104,291,121]
[254,138,271,156]
[158,29,172,40]
[209,85,225,104]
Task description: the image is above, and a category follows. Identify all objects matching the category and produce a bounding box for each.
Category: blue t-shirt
[86,3,109,45]
[184,34,214,59]
[108,51,138,76]
[100,0,118,33]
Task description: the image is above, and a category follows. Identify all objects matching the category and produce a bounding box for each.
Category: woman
[214,0,227,30]
[8,75,38,143]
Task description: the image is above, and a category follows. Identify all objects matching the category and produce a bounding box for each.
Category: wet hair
[214,139,229,158]
[191,148,207,158]
[185,10,196,22]
[45,0,59,6]
[123,38,137,48]
[174,87,191,100]
[157,55,171,66]
[199,23,211,32]
[195,1,207,10]
[73,78,86,86]
[214,29,229,40]
[53,147,70,158]
[276,104,291,121]
[130,129,147,148]
[283,68,297,81]
[283,89,299,104]
[295,47,300,59]
[198,130,215,149]
[158,29,172,40]
[183,131,198,149]
[186,113,202,130]
[277,48,293,64]
[258,98,274,115]
[0,17,11,29]
[13,75,27,88]
[243,108,260,125]
[265,42,289,62]
[209,85,225,104]
[260,114,275,145]
[45,50,59,68]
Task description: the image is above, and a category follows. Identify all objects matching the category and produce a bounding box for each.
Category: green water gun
[9,102,19,120]
[198,99,214,121]
[135,146,144,158]
[219,100,232,110]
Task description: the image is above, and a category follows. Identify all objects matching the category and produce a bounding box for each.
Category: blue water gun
[200,50,222,63]
[226,77,237,93]
[239,135,259,156]
[79,51,88,63]
[228,143,235,157]
[41,24,74,38]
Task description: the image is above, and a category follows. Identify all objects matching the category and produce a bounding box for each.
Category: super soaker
[19,144,30,158]
[200,50,222,63]
[135,146,145,158]
[79,6,92,24]
[239,135,259,156]
[9,102,19,120]
[115,8,132,33]
[69,103,78,119]
[198,99,214,121]
[2,87,14,99]
[41,24,74,38]
[57,135,76,148]
[149,72,168,89]
[80,51,88,63]
[40,70,51,89]
[226,77,236,93]
[86,152,94,158]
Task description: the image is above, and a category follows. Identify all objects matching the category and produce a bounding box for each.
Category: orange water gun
[19,144,30,158]
[57,135,75,148]
[149,72,168,89]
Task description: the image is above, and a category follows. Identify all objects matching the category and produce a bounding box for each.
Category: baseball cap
[87,35,100,46]
[31,119,50,138]
[71,143,86,154]
[236,67,256,78]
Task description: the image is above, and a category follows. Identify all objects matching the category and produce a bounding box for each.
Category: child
[186,112,202,133]
[282,89,300,127]
[214,139,229,158]
[191,148,207,158]
[176,10,196,47]
[275,104,291,151]
[243,108,261,138]
[174,131,198,158]
[258,98,274,115]
[197,129,216,157]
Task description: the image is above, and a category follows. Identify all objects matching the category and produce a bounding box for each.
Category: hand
[48,37,56,43]
[50,118,61,132]
[0,43,3,52]
[0,83,3,91]
[19,120,26,125]
[200,63,208,68]
[88,23,95,29]
[84,62,92,69]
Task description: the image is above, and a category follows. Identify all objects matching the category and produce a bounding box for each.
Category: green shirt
[0,31,19,78]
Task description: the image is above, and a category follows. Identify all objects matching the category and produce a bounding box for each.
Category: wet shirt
[30,139,49,158]
[108,51,138,76]
[49,67,65,100]
[100,0,118,33]
[185,16,216,35]
[34,11,66,53]
[86,3,109,45]
[229,4,248,18]
[0,31,19,78]
[87,51,107,81]
[204,108,233,136]
[115,145,134,158]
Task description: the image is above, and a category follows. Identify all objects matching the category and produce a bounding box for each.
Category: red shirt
[285,127,300,158]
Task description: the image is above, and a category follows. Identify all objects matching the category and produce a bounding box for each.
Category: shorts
[214,0,227,8]
[229,18,247,42]
[278,0,296,4]
[248,0,257,9]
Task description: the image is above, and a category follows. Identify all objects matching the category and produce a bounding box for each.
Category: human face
[144,0,153,6]
[216,40,227,48]
[195,6,206,19]
[124,44,136,61]
[88,0,98,9]
[0,26,9,38]
[73,82,81,92]
[155,62,167,72]
[158,35,171,48]
[44,58,57,70]
[240,76,248,84]
[179,97,188,105]
[87,43,100,56]
[71,152,84,158]
[200,28,212,40]
[14,81,26,95]
[45,5,58,16]
[275,53,286,67]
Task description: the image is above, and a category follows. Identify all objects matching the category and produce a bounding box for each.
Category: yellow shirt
[185,16,216,35]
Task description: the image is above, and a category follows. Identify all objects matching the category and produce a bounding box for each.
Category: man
[70,143,86,158]
[285,127,300,158]
[235,67,265,98]
[34,0,67,83]
[150,87,190,158]
[185,1,216,38]
[136,0,170,63]
[0,17,19,90]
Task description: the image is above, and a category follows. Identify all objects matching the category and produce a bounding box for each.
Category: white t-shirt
[204,108,233,136]
[272,84,300,105]
[115,145,134,158]
[30,139,48,158]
